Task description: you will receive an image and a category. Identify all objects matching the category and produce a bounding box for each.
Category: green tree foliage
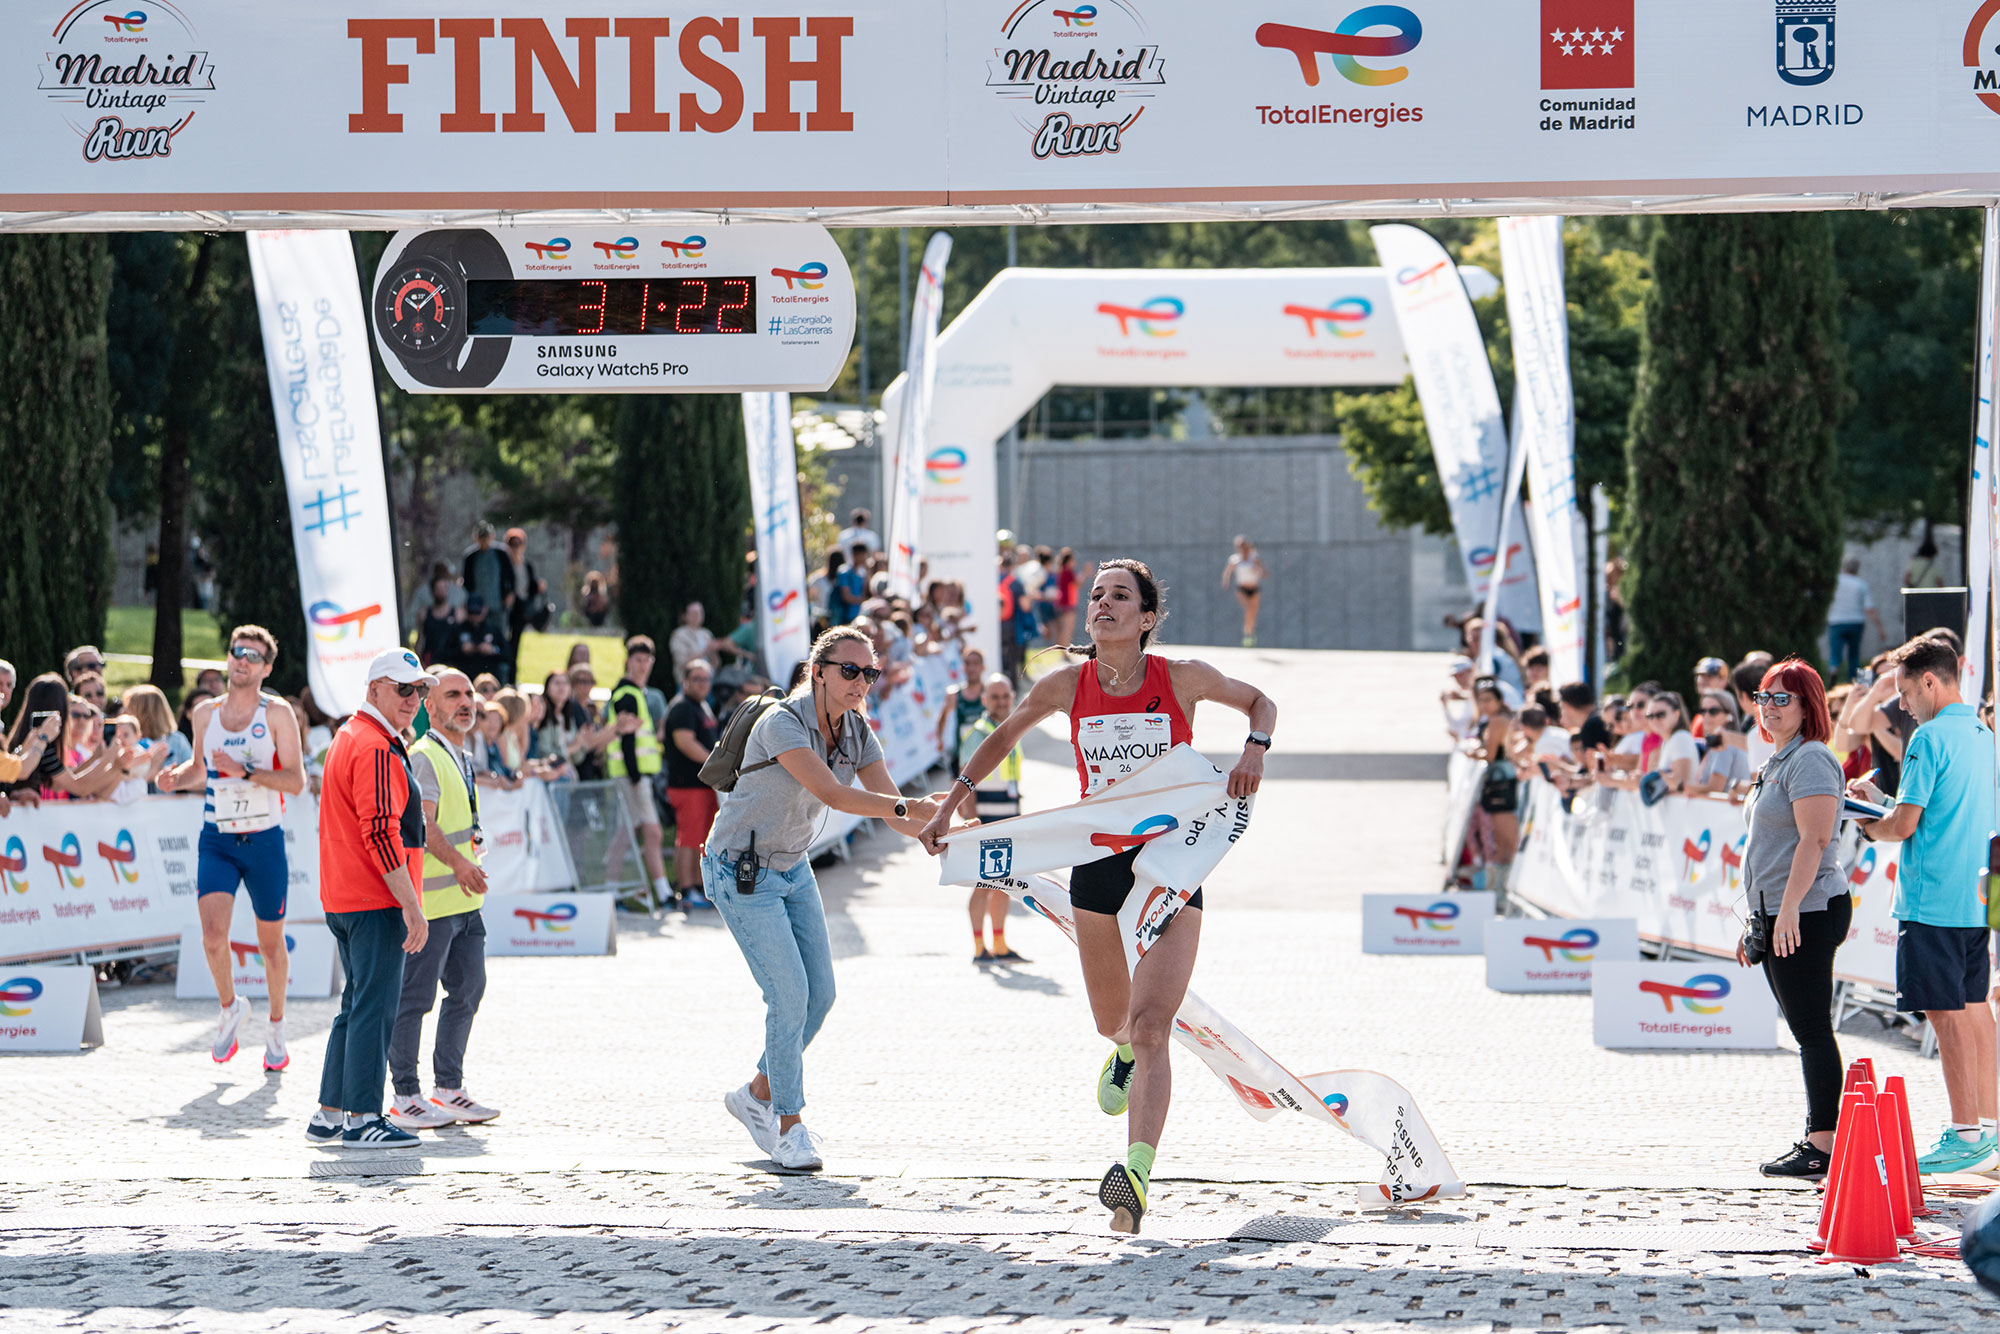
[612,394,749,651]
[1622,215,1847,693]
[0,234,114,690]
[1832,209,1982,533]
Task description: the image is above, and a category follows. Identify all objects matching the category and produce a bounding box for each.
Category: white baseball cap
[365,647,428,685]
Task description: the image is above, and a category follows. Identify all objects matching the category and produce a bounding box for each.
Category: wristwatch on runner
[1246,732,1272,750]
[892,798,909,819]
[374,229,513,389]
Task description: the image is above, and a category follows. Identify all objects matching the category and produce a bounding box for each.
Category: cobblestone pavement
[4,650,1996,1331]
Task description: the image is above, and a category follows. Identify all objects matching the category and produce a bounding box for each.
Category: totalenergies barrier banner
[941,744,1462,1207]
[9,3,2000,213]
[1505,776,1902,992]
[0,965,103,1052]
[0,781,574,962]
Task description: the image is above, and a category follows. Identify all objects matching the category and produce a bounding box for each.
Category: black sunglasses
[1753,691,1795,707]
[391,680,432,698]
[1699,705,1730,716]
[229,645,267,664]
[72,660,105,673]
[823,661,883,684]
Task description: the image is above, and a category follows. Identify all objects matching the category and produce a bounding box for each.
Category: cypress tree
[612,394,750,649]
[1621,215,1846,693]
[0,234,114,692]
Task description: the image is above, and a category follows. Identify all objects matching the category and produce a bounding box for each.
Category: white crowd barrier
[0,779,575,963]
[1498,773,1899,993]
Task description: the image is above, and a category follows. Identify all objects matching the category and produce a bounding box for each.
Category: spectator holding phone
[1849,634,2000,1176]
[1688,691,1752,798]
[0,677,65,814]
[1738,659,1847,1178]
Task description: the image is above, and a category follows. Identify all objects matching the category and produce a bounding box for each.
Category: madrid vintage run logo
[983,0,1166,159]
[37,1,215,162]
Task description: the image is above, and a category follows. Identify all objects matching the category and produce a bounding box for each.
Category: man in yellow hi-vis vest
[963,673,1028,965]
[607,634,670,910]
[387,667,501,1130]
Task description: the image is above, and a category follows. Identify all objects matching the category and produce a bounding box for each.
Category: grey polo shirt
[705,694,884,870]
[1742,736,1848,914]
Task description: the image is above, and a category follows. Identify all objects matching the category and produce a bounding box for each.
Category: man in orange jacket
[306,648,433,1149]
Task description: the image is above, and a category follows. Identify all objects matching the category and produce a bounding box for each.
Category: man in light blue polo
[1851,634,1998,1174]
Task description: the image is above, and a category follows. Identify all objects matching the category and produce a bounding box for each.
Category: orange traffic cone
[1854,1057,1876,1088]
[1883,1074,1931,1217]
[1818,1090,1901,1265]
[1844,1059,1876,1095]
[1810,1087,1864,1252]
[1875,1084,1916,1241]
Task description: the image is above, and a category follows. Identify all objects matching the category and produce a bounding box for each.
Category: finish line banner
[940,746,1465,1207]
[11,4,2000,213]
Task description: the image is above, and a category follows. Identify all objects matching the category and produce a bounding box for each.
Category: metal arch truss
[1,188,1995,234]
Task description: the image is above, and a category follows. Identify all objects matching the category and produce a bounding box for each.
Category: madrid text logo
[660,235,707,259]
[0,977,43,1017]
[42,834,85,889]
[771,262,828,291]
[1,837,28,894]
[1522,927,1598,962]
[985,0,1166,159]
[1096,296,1183,336]
[1283,297,1372,337]
[1256,5,1422,87]
[309,600,384,642]
[37,2,218,162]
[1776,1,1834,85]
[97,830,139,884]
[1090,814,1180,853]
[514,903,577,933]
[1393,900,1460,931]
[1639,973,1730,1014]
[1967,0,2000,117]
[523,238,570,259]
[926,446,968,484]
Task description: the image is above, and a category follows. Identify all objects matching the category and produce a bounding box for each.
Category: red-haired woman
[1737,658,1847,1179]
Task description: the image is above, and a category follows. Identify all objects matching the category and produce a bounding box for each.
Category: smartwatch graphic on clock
[373,229,512,389]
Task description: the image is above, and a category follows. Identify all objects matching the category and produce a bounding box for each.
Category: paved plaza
[4,649,1997,1332]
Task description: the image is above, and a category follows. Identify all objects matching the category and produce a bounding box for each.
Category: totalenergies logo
[310,600,384,642]
[1256,4,1423,87]
[41,834,84,890]
[1849,845,1895,887]
[1639,973,1731,1015]
[1393,900,1460,931]
[1096,296,1183,336]
[1521,927,1598,962]
[1090,814,1180,853]
[771,262,827,291]
[515,903,577,933]
[926,446,967,484]
[1552,592,1582,632]
[229,935,297,968]
[1053,4,1096,26]
[97,830,139,884]
[1321,1092,1350,1118]
[0,977,43,1017]
[592,237,639,259]
[660,235,707,258]
[1468,544,1524,578]
[1395,258,1452,292]
[1,837,28,894]
[1282,296,1372,338]
[1681,830,1711,885]
[102,9,147,32]
[767,588,802,627]
[523,238,571,259]
[1720,835,1746,893]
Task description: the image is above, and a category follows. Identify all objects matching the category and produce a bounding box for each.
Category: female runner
[920,559,1275,1233]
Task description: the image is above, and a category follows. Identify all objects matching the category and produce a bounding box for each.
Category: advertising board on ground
[0,964,103,1052]
[1591,961,1778,1050]
[1361,891,1494,955]
[1484,916,1638,993]
[483,893,617,957]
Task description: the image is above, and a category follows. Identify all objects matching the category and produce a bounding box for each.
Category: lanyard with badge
[450,737,485,857]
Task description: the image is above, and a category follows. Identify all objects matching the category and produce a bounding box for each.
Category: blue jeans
[1828,621,1865,681]
[705,851,836,1117]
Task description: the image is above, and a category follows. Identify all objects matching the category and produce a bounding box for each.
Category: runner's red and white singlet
[1070,654,1193,798]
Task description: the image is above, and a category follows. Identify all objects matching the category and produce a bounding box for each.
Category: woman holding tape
[1737,659,1847,1179]
[921,559,1276,1234]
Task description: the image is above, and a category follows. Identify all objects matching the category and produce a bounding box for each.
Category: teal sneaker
[1097,1049,1135,1116]
[1916,1127,2000,1176]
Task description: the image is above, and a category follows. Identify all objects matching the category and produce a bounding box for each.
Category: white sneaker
[772,1122,824,1172]
[724,1083,781,1156]
[388,1094,457,1131]
[211,996,249,1063]
[429,1088,500,1124]
[262,1019,289,1072]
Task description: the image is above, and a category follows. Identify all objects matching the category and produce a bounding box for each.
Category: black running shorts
[1069,846,1204,917]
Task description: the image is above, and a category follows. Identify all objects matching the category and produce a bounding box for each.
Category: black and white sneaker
[1759,1140,1831,1179]
[304,1110,344,1145]
[340,1116,422,1150]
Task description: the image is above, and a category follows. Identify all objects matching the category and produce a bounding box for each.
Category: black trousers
[320,907,409,1116]
[388,907,488,1097]
[1760,894,1853,1134]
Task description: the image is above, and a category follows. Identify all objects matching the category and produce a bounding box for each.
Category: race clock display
[369,224,853,394]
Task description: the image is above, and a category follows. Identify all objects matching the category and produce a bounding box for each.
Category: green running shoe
[1917,1127,2000,1175]
[1097,1048,1135,1116]
[1099,1162,1147,1234]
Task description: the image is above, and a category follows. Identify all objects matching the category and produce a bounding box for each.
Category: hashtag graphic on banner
[768,317,782,335]
[303,486,361,535]
[1452,464,1501,504]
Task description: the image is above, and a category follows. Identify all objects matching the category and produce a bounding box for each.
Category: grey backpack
[698,688,789,793]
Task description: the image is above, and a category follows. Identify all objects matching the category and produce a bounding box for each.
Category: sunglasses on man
[389,680,432,698]
[1752,691,1794,707]
[228,645,268,664]
[823,661,883,684]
